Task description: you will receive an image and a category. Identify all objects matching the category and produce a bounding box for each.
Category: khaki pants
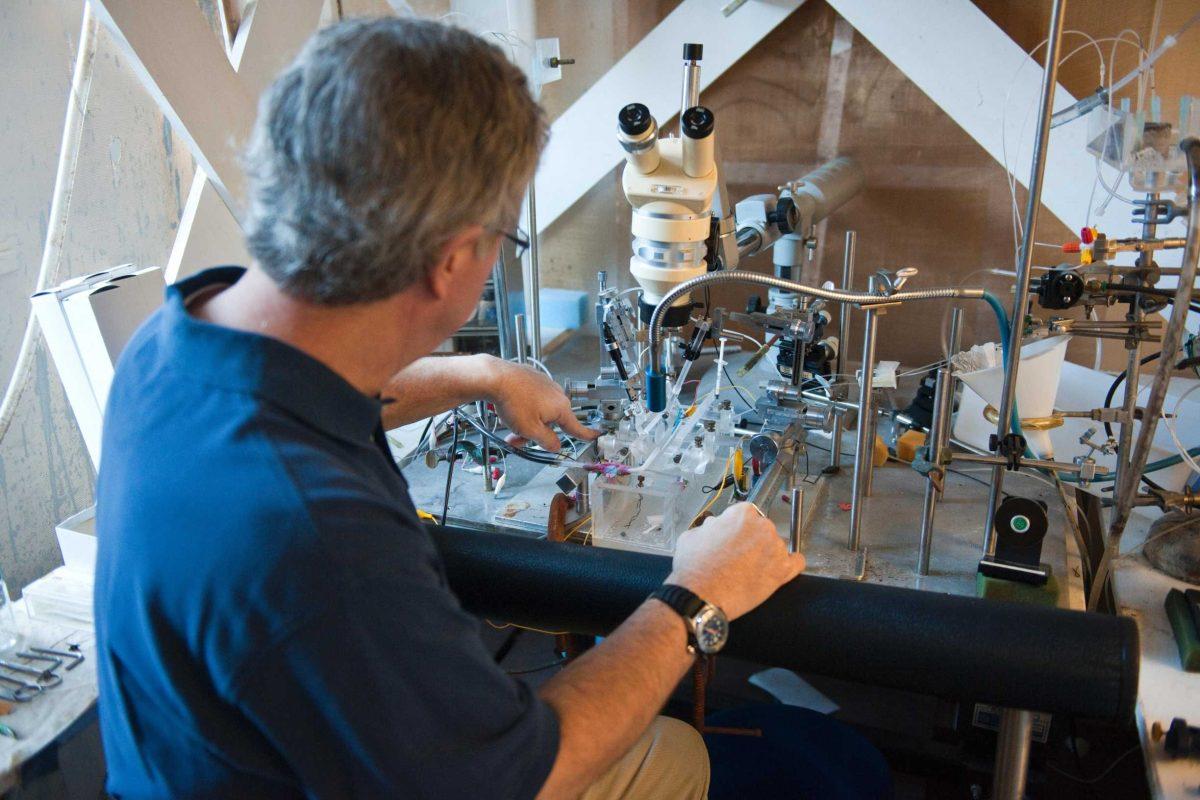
[580,717,710,800]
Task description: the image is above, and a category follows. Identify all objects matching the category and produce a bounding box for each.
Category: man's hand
[482,358,598,452]
[667,502,805,620]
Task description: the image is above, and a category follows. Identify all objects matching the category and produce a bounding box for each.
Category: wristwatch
[650,584,729,655]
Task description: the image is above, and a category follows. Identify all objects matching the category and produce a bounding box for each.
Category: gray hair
[241,17,546,305]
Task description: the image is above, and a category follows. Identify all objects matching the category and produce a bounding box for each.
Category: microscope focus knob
[771,196,798,235]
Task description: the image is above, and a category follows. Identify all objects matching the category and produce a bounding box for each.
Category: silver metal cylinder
[984,0,1067,555]
[514,313,528,365]
[478,401,494,492]
[576,473,591,516]
[493,258,513,361]
[848,277,880,552]
[789,487,803,554]
[523,186,543,363]
[836,230,856,392]
[829,408,844,471]
[917,368,952,575]
[681,62,700,122]
[942,307,965,498]
[992,709,1034,800]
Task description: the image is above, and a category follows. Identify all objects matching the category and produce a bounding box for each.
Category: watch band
[650,584,707,653]
[652,584,707,619]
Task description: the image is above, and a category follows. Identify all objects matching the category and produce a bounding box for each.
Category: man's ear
[427,225,488,300]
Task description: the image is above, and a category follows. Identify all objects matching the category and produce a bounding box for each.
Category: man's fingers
[504,427,562,453]
[557,411,600,441]
[790,552,807,576]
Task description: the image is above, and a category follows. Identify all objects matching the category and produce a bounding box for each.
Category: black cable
[457,410,562,465]
[414,414,435,454]
[505,657,566,676]
[440,415,460,526]
[722,364,753,410]
[492,628,523,664]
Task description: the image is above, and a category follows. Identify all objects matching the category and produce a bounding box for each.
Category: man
[95,16,804,799]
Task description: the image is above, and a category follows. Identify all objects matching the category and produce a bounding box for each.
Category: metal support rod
[865,399,878,498]
[952,451,1097,475]
[941,308,965,498]
[514,313,528,365]
[1095,138,1200,610]
[835,230,856,392]
[523,186,543,363]
[493,258,513,361]
[478,401,493,492]
[918,367,952,576]
[992,708,1034,800]
[984,0,1067,556]
[829,408,844,472]
[789,488,803,554]
[848,276,879,552]
[1112,194,1156,520]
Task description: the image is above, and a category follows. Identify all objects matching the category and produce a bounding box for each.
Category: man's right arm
[534,503,805,800]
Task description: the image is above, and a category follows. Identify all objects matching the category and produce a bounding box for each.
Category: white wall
[0,0,196,594]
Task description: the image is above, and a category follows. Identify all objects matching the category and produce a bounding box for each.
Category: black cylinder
[681,106,715,139]
[683,42,703,61]
[618,102,653,136]
[430,525,1139,721]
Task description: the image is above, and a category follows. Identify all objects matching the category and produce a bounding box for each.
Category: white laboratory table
[0,602,96,794]
[1113,509,1200,799]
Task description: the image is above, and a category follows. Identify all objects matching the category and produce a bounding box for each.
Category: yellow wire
[689,451,735,529]
[486,620,570,636]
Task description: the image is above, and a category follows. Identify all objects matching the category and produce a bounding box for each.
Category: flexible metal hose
[647,271,985,366]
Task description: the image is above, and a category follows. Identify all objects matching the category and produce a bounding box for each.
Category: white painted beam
[165,171,249,283]
[100,0,324,281]
[92,0,256,214]
[534,0,804,233]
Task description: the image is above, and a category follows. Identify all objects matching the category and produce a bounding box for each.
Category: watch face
[693,606,729,654]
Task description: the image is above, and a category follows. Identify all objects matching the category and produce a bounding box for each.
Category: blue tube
[979,291,1026,443]
[645,367,667,412]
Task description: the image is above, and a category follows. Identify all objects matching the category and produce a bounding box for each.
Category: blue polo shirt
[95,267,558,799]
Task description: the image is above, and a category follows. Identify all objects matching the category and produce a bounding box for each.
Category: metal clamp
[1132,197,1190,226]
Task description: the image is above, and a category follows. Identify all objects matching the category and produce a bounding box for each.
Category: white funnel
[955,337,1071,458]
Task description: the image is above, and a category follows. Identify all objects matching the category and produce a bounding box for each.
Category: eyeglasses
[493,226,530,260]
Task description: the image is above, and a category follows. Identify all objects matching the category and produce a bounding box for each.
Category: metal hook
[0,674,42,702]
[29,647,84,671]
[0,659,62,689]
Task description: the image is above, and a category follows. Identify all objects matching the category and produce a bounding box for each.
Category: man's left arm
[380,354,595,451]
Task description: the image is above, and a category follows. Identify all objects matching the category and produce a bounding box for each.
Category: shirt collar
[162,267,384,445]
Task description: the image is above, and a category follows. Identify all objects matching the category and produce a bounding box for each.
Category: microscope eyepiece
[681,106,714,139]
[618,103,653,136]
